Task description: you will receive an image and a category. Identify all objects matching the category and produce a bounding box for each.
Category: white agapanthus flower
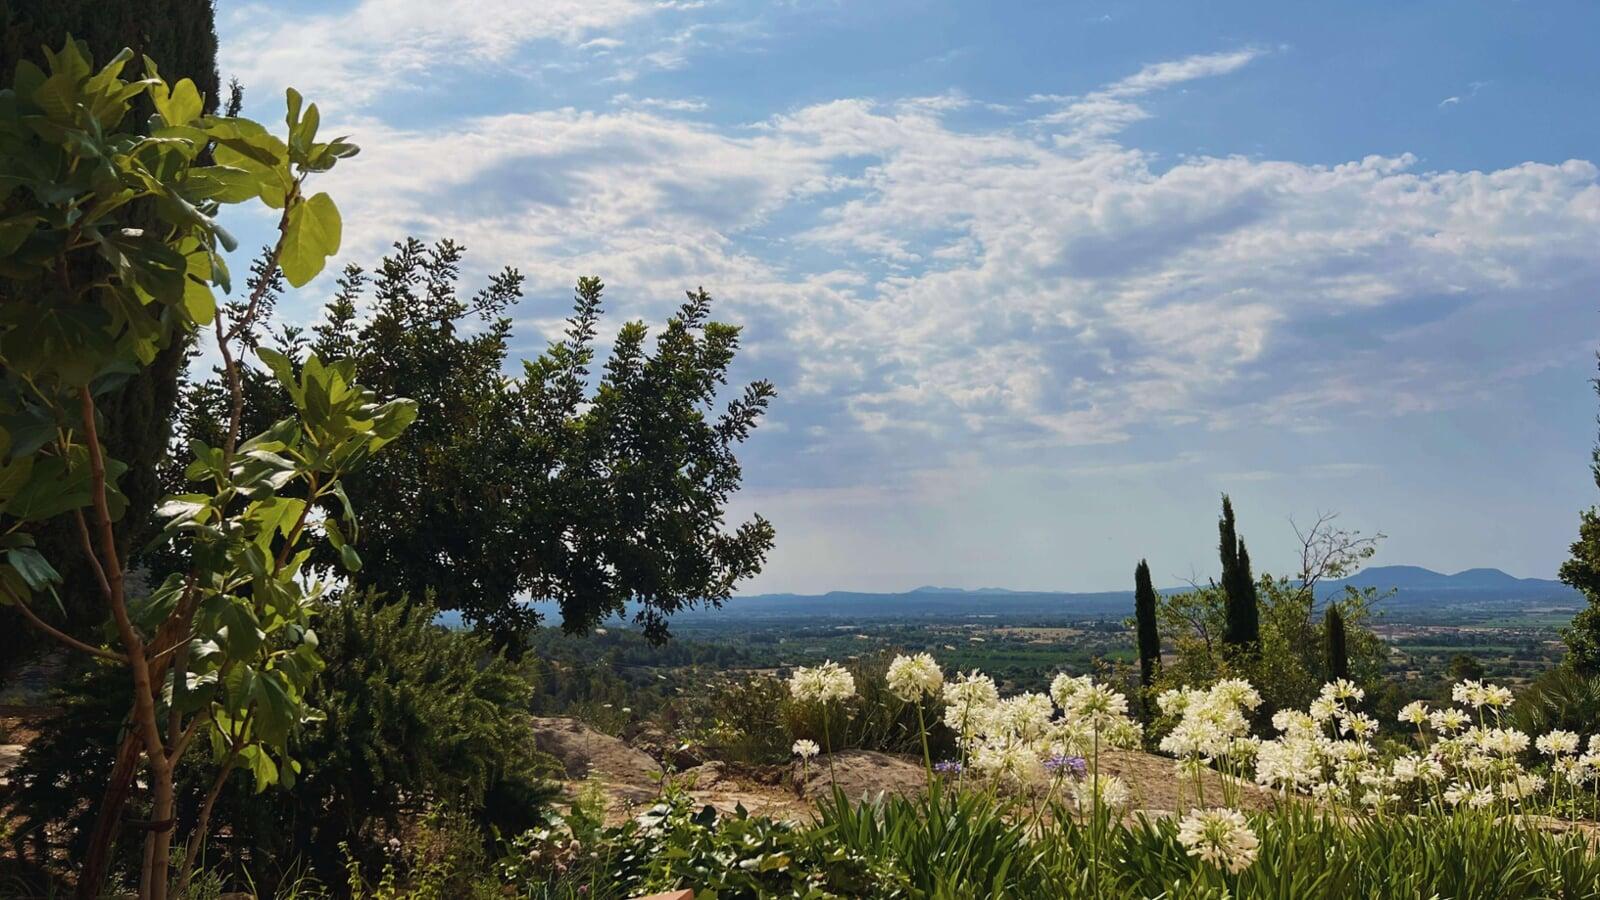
[1499,772,1546,801]
[1553,755,1590,782]
[1397,701,1430,725]
[993,692,1055,742]
[1157,687,1200,717]
[1212,678,1263,711]
[1254,736,1325,792]
[1323,679,1365,703]
[1049,673,1093,711]
[1176,808,1260,874]
[1389,753,1444,783]
[886,653,944,702]
[792,739,820,760]
[1536,730,1580,757]
[1340,712,1379,741]
[942,671,999,735]
[1452,680,1486,707]
[788,661,856,705]
[1060,682,1129,729]
[1072,774,1130,811]
[1482,684,1514,708]
[1443,782,1495,808]
[1479,727,1530,757]
[971,737,1043,784]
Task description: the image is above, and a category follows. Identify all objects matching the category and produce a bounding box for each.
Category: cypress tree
[0,1,221,654]
[1134,559,1161,689]
[1219,495,1261,650]
[1324,603,1349,681]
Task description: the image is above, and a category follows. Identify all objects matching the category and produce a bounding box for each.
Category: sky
[215,0,1600,594]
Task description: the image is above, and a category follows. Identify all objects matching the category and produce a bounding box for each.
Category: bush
[510,786,1600,900]
[1512,663,1600,737]
[226,591,562,886]
[1,592,560,892]
[674,653,956,764]
[498,781,897,899]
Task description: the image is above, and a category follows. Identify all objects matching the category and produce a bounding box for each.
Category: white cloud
[1033,48,1266,140]
[221,0,657,109]
[241,45,1600,485]
[611,93,709,112]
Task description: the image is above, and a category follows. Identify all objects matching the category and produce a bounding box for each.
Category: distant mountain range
[899,566,1567,596]
[662,565,1584,625]
[472,566,1584,631]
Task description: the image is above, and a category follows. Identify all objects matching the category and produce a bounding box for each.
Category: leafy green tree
[1218,495,1260,651]
[1324,603,1349,681]
[1154,512,1387,715]
[175,240,776,648]
[1448,653,1486,682]
[1561,352,1600,672]
[1133,559,1161,695]
[0,42,400,898]
[0,0,222,667]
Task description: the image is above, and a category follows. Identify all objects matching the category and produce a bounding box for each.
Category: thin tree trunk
[77,728,144,900]
[176,753,240,899]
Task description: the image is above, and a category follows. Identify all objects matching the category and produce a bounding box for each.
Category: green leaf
[253,670,297,746]
[278,192,341,287]
[5,547,61,590]
[0,456,35,503]
[33,71,79,121]
[366,398,419,451]
[338,543,362,573]
[0,212,39,257]
[184,165,261,203]
[153,77,202,126]
[284,88,303,133]
[216,599,264,658]
[241,743,280,793]
[0,408,58,460]
[182,248,216,325]
[323,518,346,549]
[249,496,305,550]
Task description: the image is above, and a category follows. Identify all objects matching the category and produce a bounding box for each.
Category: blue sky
[217,0,1600,593]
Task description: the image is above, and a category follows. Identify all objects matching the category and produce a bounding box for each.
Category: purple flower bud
[1044,754,1087,777]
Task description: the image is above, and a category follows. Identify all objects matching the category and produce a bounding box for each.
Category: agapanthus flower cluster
[1071,773,1130,812]
[1176,808,1260,874]
[886,653,945,702]
[1249,677,1600,813]
[927,669,1142,791]
[1157,679,1261,766]
[788,661,856,705]
[942,671,1000,739]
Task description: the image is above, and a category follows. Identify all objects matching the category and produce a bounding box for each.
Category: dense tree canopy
[174,238,776,647]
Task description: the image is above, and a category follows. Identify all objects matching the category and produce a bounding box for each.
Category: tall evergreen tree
[1324,604,1349,681]
[0,1,221,658]
[1218,495,1261,650]
[1134,559,1161,690]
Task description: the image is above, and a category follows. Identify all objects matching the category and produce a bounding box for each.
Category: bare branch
[5,589,128,662]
